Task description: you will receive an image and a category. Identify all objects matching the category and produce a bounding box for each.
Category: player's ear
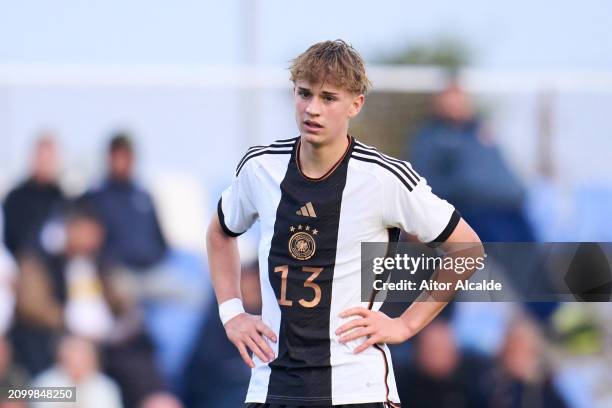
[348,94,365,119]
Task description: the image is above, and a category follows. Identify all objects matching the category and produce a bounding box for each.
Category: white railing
[1,64,611,93]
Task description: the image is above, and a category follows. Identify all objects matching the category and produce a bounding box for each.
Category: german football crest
[288,224,318,260]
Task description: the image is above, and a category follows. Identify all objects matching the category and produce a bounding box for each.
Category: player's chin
[301,131,327,146]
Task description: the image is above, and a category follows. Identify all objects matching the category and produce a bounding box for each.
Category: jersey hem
[217,197,245,237]
[427,209,461,247]
[245,393,395,406]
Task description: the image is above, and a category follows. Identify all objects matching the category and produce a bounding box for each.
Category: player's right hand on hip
[224,313,277,368]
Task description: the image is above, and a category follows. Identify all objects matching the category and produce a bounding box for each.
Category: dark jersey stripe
[353,146,419,186]
[355,142,421,182]
[236,149,293,176]
[265,139,354,405]
[217,197,244,237]
[236,138,299,174]
[274,136,301,143]
[236,144,295,174]
[350,155,415,192]
[236,146,267,172]
[427,209,461,247]
[353,148,418,187]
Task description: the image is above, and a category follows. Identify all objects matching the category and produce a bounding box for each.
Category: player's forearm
[398,297,447,337]
[206,214,242,304]
[399,223,484,338]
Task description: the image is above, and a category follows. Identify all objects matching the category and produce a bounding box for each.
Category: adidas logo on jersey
[296,202,317,218]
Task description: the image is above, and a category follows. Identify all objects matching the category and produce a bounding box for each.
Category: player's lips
[303,120,323,132]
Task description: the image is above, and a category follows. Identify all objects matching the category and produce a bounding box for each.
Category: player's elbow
[471,238,485,262]
[467,225,485,260]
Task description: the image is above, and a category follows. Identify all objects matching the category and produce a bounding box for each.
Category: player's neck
[298,134,350,179]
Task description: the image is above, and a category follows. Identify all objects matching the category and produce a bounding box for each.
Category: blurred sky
[0,0,611,68]
[1,0,611,202]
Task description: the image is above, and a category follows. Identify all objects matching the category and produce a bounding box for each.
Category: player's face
[294,80,364,146]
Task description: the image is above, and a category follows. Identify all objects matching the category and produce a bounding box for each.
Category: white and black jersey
[218,136,459,406]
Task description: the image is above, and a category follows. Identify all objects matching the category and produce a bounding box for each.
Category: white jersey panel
[353,141,455,243]
[244,149,294,403]
[330,160,400,405]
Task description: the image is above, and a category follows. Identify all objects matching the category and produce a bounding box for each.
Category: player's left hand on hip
[336,307,412,354]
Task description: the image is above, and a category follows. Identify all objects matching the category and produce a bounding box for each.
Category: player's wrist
[219,298,246,325]
[395,316,417,342]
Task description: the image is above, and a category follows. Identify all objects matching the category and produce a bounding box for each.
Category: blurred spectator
[181,262,260,408]
[2,134,67,257]
[408,83,559,325]
[61,206,114,340]
[452,302,517,356]
[0,254,23,407]
[0,400,27,408]
[100,278,167,408]
[0,246,16,335]
[10,203,166,407]
[10,254,65,375]
[84,133,208,393]
[139,392,183,408]
[490,319,567,408]
[395,319,493,408]
[57,205,167,408]
[31,335,122,408]
[86,133,167,271]
[0,337,28,391]
[9,203,111,375]
[409,82,534,242]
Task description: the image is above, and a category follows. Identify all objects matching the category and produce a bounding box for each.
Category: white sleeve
[382,164,459,245]
[218,161,258,236]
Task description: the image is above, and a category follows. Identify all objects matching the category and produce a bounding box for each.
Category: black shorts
[245,403,392,408]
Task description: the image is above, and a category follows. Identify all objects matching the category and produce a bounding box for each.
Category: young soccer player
[207,40,482,407]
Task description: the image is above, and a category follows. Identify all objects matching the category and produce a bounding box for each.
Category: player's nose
[305,97,322,116]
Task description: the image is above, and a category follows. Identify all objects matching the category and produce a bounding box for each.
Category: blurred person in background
[182,261,261,408]
[395,319,492,408]
[31,335,123,408]
[10,203,167,407]
[0,337,28,393]
[408,82,560,325]
[139,392,183,408]
[2,133,67,258]
[101,264,168,408]
[56,205,168,408]
[0,246,27,402]
[86,133,168,272]
[0,242,16,337]
[9,203,110,375]
[409,82,534,243]
[84,133,204,394]
[490,319,567,408]
[60,204,115,340]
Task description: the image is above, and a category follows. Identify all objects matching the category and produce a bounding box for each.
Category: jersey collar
[295,135,354,182]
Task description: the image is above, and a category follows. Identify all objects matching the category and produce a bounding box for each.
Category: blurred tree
[351,37,472,157]
[378,36,472,71]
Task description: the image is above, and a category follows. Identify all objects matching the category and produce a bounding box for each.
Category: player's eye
[298,89,311,99]
[324,95,336,102]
